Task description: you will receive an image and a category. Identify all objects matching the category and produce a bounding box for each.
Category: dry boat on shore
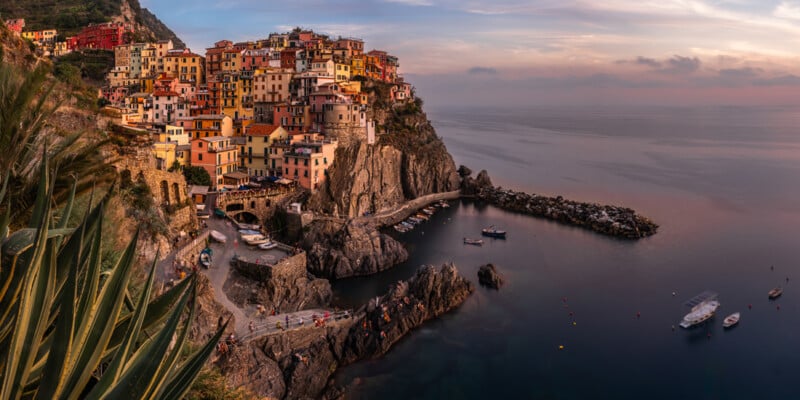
[210,230,227,243]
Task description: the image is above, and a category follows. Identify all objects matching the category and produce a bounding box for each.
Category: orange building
[191,136,239,189]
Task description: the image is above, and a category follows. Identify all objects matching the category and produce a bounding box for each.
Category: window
[315,159,319,166]
[324,157,327,164]
[304,171,308,177]
[303,159,308,166]
[198,153,203,160]
[285,168,288,174]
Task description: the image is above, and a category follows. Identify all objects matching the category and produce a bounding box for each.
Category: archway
[160,180,170,204]
[233,211,259,224]
[172,182,181,203]
[226,203,244,212]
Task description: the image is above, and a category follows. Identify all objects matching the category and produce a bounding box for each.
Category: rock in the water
[457,165,472,177]
[461,168,493,195]
[477,263,504,289]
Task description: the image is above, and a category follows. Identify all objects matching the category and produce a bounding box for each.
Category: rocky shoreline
[460,167,658,239]
[216,263,474,399]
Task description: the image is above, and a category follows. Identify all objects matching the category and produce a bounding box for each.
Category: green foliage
[0,156,226,399]
[54,50,115,84]
[168,160,182,173]
[183,166,212,187]
[120,179,168,238]
[53,62,82,86]
[0,56,113,226]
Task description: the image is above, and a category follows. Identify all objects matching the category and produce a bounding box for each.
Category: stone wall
[217,187,298,225]
[232,247,306,283]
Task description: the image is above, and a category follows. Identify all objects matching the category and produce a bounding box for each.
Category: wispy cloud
[467,66,498,74]
[773,1,800,20]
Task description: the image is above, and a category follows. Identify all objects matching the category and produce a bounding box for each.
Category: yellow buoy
[558,345,565,350]
[572,322,577,326]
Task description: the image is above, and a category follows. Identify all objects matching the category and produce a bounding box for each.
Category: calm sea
[331,105,800,399]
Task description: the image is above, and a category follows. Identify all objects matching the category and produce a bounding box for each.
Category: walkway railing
[237,309,355,343]
[174,230,209,262]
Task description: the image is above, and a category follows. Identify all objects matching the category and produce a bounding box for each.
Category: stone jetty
[476,186,658,239]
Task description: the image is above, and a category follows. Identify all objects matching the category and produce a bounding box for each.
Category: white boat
[239,229,261,236]
[239,223,261,230]
[199,252,211,268]
[679,300,720,328]
[463,238,483,246]
[723,312,740,328]
[210,230,227,243]
[244,235,268,245]
[258,241,278,250]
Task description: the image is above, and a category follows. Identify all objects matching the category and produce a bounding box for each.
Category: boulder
[477,263,504,289]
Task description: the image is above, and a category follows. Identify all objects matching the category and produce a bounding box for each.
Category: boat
[769,287,783,299]
[243,235,268,245]
[481,227,507,238]
[210,230,227,243]
[239,229,261,236]
[199,252,212,268]
[438,201,451,208]
[723,312,740,328]
[258,241,278,250]
[239,223,261,230]
[679,300,720,328]
[214,208,226,218]
[415,213,429,221]
[463,238,483,246]
[197,213,210,220]
[394,224,410,233]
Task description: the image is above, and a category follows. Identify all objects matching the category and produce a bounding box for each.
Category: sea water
[332,105,800,399]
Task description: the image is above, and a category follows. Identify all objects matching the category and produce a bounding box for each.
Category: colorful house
[67,22,130,50]
[242,124,289,177]
[181,114,233,139]
[191,136,239,189]
[283,139,338,191]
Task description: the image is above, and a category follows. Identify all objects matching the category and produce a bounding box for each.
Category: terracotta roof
[153,91,180,97]
[247,124,282,136]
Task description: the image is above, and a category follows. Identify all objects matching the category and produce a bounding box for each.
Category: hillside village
[5,18,413,196]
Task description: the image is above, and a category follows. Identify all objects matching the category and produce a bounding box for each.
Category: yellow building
[253,68,293,103]
[334,62,351,82]
[242,124,288,177]
[350,55,365,78]
[163,49,205,84]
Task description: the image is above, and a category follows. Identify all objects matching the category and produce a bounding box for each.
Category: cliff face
[303,219,408,279]
[309,105,459,219]
[217,263,474,400]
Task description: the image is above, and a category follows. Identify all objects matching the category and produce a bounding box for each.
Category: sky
[141,0,800,107]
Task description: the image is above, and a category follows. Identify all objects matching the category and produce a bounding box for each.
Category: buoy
[671,325,675,331]
[672,291,676,297]
[558,345,564,350]
[777,305,781,311]
[707,333,711,339]
[562,297,567,303]
[636,312,641,319]
[572,321,577,326]
[748,304,752,310]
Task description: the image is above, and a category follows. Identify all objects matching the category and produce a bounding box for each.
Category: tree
[0,157,226,399]
[183,166,212,186]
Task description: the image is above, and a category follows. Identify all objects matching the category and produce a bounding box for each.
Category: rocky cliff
[309,98,459,219]
[217,263,474,400]
[0,0,184,47]
[302,219,408,279]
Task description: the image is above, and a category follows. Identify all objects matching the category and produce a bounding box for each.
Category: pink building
[4,19,25,35]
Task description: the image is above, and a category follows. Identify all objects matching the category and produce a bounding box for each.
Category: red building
[280,48,303,70]
[4,19,25,35]
[67,22,130,51]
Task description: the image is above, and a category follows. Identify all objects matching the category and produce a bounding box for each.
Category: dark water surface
[332,106,800,399]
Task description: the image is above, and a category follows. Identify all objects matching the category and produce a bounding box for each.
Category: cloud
[662,55,701,74]
[718,67,761,79]
[774,1,800,20]
[753,75,800,86]
[619,55,700,74]
[634,56,661,68]
[467,66,498,74]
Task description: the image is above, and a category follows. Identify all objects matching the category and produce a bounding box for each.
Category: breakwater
[476,186,658,239]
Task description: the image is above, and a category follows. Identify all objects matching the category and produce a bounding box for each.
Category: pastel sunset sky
[142,0,800,106]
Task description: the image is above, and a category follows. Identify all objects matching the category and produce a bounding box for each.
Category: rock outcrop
[478,185,658,239]
[224,252,333,313]
[477,263,504,289]
[303,219,408,279]
[218,263,474,400]
[309,110,459,219]
[190,273,235,341]
[460,167,494,196]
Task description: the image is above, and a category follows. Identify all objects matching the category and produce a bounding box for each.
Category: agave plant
[0,156,226,399]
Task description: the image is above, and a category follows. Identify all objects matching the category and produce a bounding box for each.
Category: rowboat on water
[463,238,484,246]
[481,227,507,239]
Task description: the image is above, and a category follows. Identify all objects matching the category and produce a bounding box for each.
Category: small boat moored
[258,241,278,250]
[463,238,484,246]
[723,312,740,328]
[481,226,507,238]
[679,299,720,328]
[199,249,212,268]
[768,287,783,299]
